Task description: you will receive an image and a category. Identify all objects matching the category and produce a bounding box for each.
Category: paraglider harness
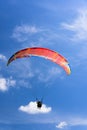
[36,98,43,108]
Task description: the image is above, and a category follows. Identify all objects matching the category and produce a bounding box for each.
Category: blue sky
[0,0,87,129]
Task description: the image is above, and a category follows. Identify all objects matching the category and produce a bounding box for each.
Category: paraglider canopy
[7,47,71,75]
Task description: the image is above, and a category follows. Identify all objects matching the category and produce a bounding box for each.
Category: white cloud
[12,24,42,42]
[55,116,87,129]
[56,121,68,129]
[0,78,7,91]
[0,54,7,61]
[61,8,87,41]
[19,101,52,114]
[0,77,16,92]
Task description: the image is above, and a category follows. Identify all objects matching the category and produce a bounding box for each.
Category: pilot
[36,100,42,108]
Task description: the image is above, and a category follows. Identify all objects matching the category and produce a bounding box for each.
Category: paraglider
[7,47,71,75]
[7,47,71,110]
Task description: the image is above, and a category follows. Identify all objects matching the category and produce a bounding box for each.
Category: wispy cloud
[38,67,62,83]
[61,8,87,41]
[0,54,7,61]
[56,121,68,129]
[0,77,16,92]
[12,24,43,42]
[18,79,32,88]
[19,101,52,114]
[8,59,34,79]
[56,116,87,129]
[69,117,87,126]
[11,23,62,48]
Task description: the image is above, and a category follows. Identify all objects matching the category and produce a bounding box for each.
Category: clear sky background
[0,0,87,130]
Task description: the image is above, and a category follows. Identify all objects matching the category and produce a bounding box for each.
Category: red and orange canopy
[7,47,71,75]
